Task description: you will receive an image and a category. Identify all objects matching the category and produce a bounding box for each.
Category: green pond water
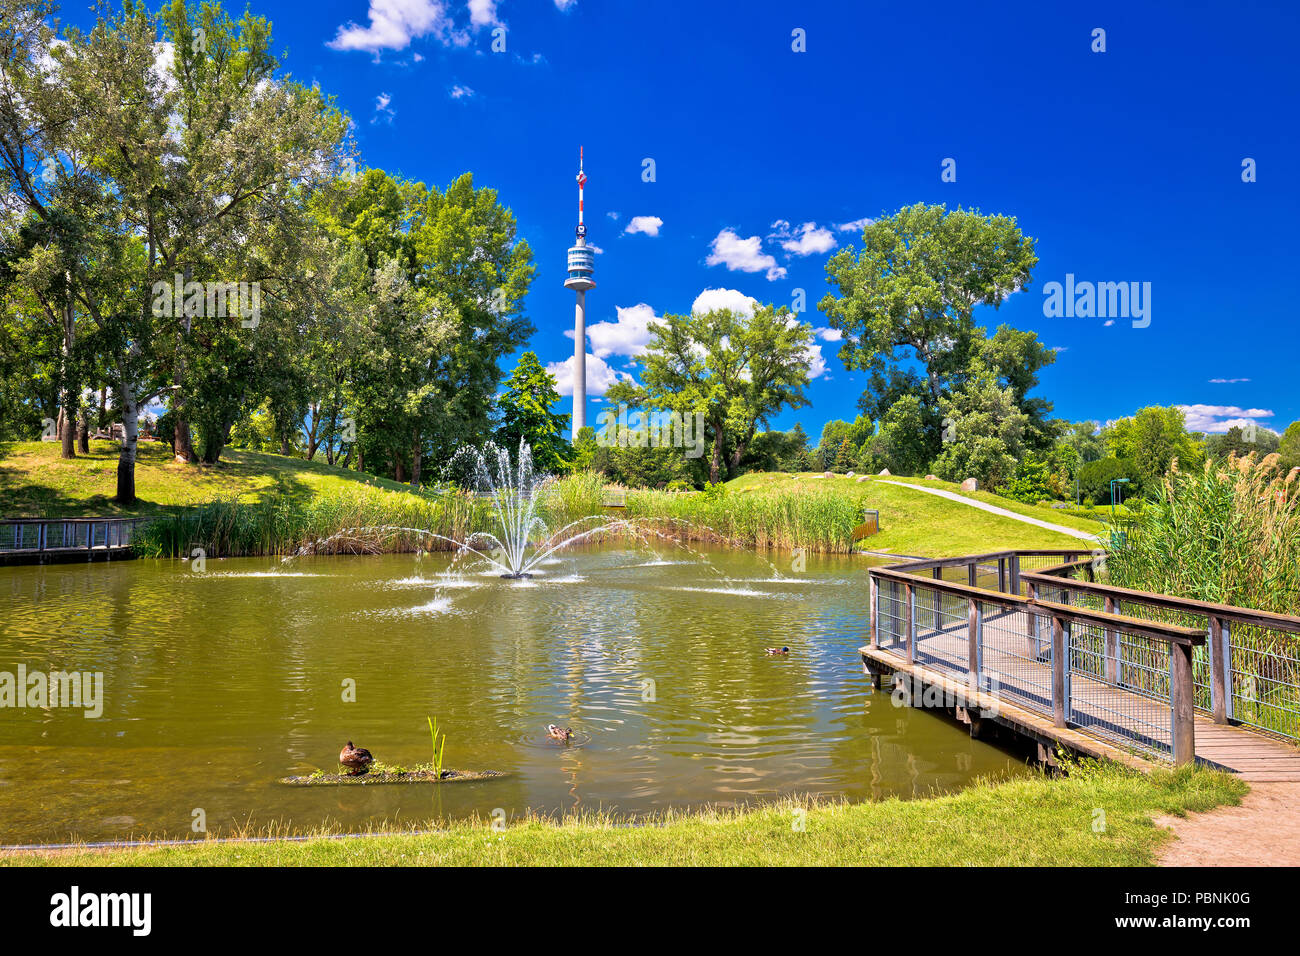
[0,544,1031,845]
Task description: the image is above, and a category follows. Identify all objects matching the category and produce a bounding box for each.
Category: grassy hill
[0,440,413,518]
[724,471,1098,555]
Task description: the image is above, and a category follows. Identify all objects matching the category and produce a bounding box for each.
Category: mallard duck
[339,741,374,775]
[546,724,573,743]
[765,646,790,655]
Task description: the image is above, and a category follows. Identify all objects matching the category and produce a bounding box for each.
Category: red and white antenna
[576,146,587,228]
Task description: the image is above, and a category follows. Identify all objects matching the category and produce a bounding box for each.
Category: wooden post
[1209,617,1233,723]
[1026,581,1040,657]
[967,597,980,677]
[869,575,880,648]
[997,557,1006,593]
[931,567,942,628]
[1051,614,1068,728]
[904,582,915,664]
[1104,595,1120,684]
[967,560,976,587]
[1009,554,1021,596]
[1171,641,1196,765]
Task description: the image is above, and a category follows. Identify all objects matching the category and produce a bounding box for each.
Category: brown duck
[339,741,374,776]
[546,724,573,743]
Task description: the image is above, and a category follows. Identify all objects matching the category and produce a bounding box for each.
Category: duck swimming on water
[339,741,374,775]
[546,724,573,743]
[765,646,790,655]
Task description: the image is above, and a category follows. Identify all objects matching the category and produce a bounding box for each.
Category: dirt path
[1154,783,1300,866]
[879,481,1100,542]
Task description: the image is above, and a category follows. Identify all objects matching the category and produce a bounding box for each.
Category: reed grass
[1104,454,1300,738]
[1107,454,1300,614]
[132,471,871,558]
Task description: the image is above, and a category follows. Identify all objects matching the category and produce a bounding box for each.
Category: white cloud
[546,353,630,397]
[606,210,620,221]
[705,229,786,281]
[770,220,836,256]
[372,92,395,123]
[804,343,828,379]
[692,287,757,317]
[554,0,579,9]
[834,216,873,233]
[1176,404,1274,434]
[814,327,842,342]
[329,0,465,54]
[448,84,475,99]
[467,0,499,27]
[623,215,663,237]
[1209,377,1251,384]
[584,303,659,358]
[588,243,605,254]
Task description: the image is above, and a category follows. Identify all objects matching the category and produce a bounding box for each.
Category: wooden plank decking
[862,608,1300,782]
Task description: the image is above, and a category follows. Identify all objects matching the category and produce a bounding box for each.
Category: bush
[1079,457,1140,505]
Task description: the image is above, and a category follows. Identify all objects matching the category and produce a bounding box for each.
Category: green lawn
[0,440,413,518]
[2,765,1244,867]
[725,471,1097,556]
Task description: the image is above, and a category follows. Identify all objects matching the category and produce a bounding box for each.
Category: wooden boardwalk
[865,550,1300,783]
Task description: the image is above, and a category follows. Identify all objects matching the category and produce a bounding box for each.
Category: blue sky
[68,0,1300,439]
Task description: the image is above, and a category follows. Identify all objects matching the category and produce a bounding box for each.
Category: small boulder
[960,478,978,492]
[855,475,868,483]
[822,471,833,479]
[878,468,892,476]
[846,471,855,477]
[925,474,938,480]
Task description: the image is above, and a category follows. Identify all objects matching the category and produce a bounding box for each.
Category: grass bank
[1,442,1091,558]
[3,764,1245,866]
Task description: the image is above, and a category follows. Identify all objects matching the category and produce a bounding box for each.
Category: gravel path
[1154,783,1300,866]
[879,481,1100,542]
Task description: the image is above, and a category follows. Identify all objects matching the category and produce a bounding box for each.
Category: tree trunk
[77,409,90,454]
[172,266,195,463]
[394,457,407,483]
[709,424,725,484]
[411,440,422,488]
[115,374,140,505]
[58,406,76,458]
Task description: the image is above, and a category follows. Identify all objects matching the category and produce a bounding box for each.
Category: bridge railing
[870,552,1206,764]
[0,517,152,555]
[1022,559,1300,742]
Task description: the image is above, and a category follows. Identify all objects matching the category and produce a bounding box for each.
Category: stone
[925,474,938,480]
[822,471,833,479]
[856,476,867,483]
[960,478,978,492]
[878,468,891,476]
[846,471,855,477]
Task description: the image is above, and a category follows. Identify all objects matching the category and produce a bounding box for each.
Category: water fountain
[444,440,634,578]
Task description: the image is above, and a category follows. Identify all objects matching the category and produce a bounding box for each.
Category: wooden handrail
[869,565,1206,645]
[1020,568,1300,634]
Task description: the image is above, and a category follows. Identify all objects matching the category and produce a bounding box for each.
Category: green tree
[1078,457,1140,505]
[820,203,1039,438]
[1102,406,1202,487]
[495,351,571,474]
[1279,421,1300,471]
[931,366,1029,489]
[625,305,813,484]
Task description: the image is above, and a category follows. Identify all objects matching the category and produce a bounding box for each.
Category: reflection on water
[0,545,1029,844]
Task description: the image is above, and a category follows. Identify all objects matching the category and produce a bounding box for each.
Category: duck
[546,724,573,743]
[339,741,374,776]
[765,646,790,656]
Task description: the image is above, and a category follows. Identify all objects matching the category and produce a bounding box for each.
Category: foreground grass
[3,765,1245,867]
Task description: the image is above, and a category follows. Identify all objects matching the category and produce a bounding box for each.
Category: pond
[0,544,1030,845]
